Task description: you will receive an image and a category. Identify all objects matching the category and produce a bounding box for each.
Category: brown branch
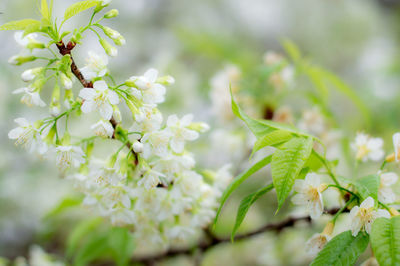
[132,207,345,265]
[56,41,138,164]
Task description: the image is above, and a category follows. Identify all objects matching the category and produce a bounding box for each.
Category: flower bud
[189,122,210,133]
[21,67,43,82]
[64,89,74,108]
[99,38,118,57]
[50,83,61,116]
[114,36,126,46]
[133,141,143,153]
[61,73,73,90]
[104,9,119,19]
[26,41,45,50]
[125,78,136,87]
[8,55,36,65]
[157,75,175,85]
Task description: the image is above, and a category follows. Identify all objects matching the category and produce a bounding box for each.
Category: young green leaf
[74,233,109,266]
[231,90,314,139]
[311,231,369,266]
[41,0,50,20]
[64,0,99,22]
[271,137,313,211]
[213,155,273,226]
[282,39,301,63]
[354,174,380,202]
[0,19,41,31]
[250,130,292,159]
[371,217,400,266]
[231,183,274,241]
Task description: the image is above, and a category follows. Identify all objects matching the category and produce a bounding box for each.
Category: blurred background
[1,0,400,265]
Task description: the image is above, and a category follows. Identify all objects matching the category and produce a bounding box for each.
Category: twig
[132,207,344,265]
[55,40,138,164]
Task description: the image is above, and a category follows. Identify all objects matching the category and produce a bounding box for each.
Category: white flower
[80,51,108,80]
[349,197,390,236]
[55,145,85,171]
[79,80,119,120]
[166,114,199,153]
[91,120,114,138]
[138,168,165,190]
[14,32,41,48]
[298,108,326,136]
[129,68,160,91]
[128,69,167,104]
[60,73,73,90]
[13,87,46,107]
[292,173,326,220]
[393,133,400,161]
[8,118,47,154]
[141,130,171,158]
[21,67,42,82]
[351,133,384,162]
[131,106,163,133]
[306,233,331,256]
[378,172,398,204]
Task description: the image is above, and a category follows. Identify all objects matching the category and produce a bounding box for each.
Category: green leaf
[66,217,103,257]
[271,137,313,210]
[303,149,324,171]
[213,155,272,226]
[0,19,41,31]
[108,227,135,266]
[354,174,380,202]
[282,39,301,63]
[371,217,400,266]
[64,0,99,22]
[23,22,43,36]
[41,0,50,20]
[231,183,274,241]
[311,231,369,266]
[74,233,109,266]
[231,90,314,139]
[44,195,82,219]
[250,130,292,159]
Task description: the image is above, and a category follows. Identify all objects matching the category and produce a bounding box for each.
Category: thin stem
[327,184,358,199]
[332,197,355,222]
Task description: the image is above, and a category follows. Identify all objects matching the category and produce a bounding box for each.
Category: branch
[132,207,344,265]
[55,41,138,164]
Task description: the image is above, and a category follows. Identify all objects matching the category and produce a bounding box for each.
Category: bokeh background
[1,0,400,265]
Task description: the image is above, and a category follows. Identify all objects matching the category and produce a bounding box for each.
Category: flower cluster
[7,2,230,248]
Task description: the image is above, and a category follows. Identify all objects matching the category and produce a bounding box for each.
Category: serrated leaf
[64,0,99,22]
[371,217,400,266]
[231,183,274,241]
[354,174,380,202]
[311,231,369,266]
[250,130,292,159]
[213,155,272,226]
[0,19,41,31]
[231,90,313,139]
[303,149,324,171]
[271,137,313,210]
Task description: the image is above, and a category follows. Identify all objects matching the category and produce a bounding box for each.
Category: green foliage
[311,231,369,266]
[231,90,314,139]
[108,227,135,266]
[41,0,51,20]
[44,195,82,219]
[213,155,272,226]
[250,130,292,159]
[371,217,400,266]
[231,183,274,241]
[64,0,99,22]
[0,19,41,31]
[271,137,313,211]
[354,174,380,202]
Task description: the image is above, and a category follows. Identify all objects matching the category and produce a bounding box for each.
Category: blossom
[55,145,85,171]
[128,69,167,104]
[14,32,44,50]
[141,130,171,158]
[80,51,108,80]
[8,118,47,154]
[79,80,119,120]
[132,141,143,153]
[306,233,331,256]
[91,120,114,138]
[393,132,400,161]
[298,108,326,136]
[13,87,45,107]
[21,67,43,82]
[349,197,390,236]
[138,168,165,190]
[378,172,398,204]
[292,173,327,219]
[166,114,199,153]
[351,133,384,162]
[131,106,163,133]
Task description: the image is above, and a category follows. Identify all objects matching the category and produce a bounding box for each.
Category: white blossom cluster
[7,2,232,247]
